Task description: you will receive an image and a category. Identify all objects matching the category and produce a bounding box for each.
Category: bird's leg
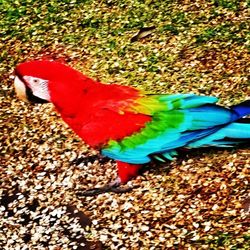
[77,161,143,196]
[116,161,142,184]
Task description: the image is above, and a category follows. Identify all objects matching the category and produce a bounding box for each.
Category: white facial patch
[14,76,28,101]
[23,76,50,101]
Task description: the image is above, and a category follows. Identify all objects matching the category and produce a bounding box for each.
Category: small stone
[141,225,150,231]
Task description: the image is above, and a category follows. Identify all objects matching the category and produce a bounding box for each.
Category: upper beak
[14,76,28,102]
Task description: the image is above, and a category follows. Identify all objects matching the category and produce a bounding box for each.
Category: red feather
[16,60,150,147]
[50,78,151,147]
[15,60,151,185]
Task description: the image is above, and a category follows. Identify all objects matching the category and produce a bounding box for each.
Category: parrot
[14,60,250,195]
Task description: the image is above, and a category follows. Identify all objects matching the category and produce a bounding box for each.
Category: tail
[188,100,250,148]
[231,100,250,118]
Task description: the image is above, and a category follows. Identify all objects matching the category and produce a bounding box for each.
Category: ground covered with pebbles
[1,0,249,249]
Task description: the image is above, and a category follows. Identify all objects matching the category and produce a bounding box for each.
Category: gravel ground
[1,0,250,249]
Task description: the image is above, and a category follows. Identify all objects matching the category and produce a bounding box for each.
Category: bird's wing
[102,93,238,164]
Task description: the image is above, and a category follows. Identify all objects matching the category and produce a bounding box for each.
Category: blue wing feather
[102,95,250,164]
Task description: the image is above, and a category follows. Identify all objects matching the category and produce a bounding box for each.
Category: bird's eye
[33,79,38,83]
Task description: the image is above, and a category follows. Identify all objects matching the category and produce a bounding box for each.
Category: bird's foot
[76,178,135,196]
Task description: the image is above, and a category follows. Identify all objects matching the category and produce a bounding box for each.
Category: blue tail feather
[231,100,250,118]
[164,100,250,150]
[187,122,250,148]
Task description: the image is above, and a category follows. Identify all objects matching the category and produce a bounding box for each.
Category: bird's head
[14,60,85,104]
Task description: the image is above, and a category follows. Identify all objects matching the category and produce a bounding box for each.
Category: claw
[77,186,134,196]
[76,178,136,196]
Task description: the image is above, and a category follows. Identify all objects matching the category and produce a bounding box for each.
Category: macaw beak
[14,75,29,102]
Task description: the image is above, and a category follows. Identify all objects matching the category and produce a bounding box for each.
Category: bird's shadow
[144,144,250,176]
[72,144,249,179]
